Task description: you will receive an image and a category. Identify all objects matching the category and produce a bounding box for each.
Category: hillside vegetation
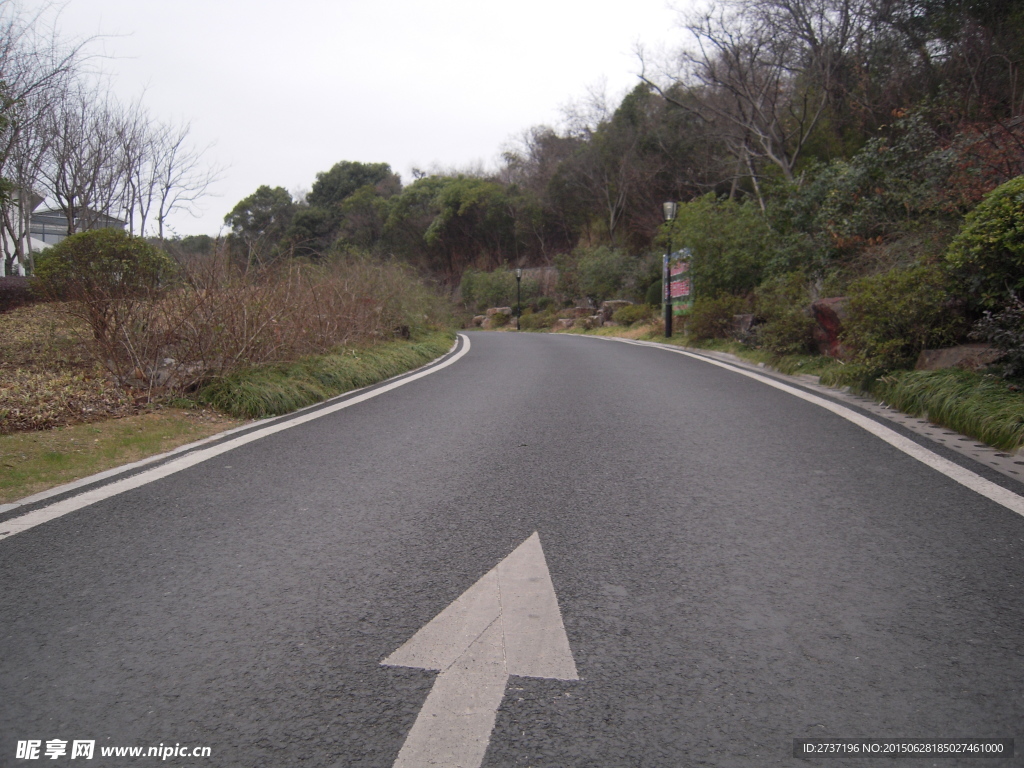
[204,0,1024,391]
[4,0,1024,450]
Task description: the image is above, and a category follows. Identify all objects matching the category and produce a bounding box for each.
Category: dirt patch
[0,303,143,434]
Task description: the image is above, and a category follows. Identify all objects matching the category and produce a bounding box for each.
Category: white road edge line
[0,334,472,542]
[616,337,1024,518]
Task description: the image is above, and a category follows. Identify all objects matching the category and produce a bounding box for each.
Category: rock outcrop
[915,344,1002,372]
[811,297,849,357]
[599,300,632,323]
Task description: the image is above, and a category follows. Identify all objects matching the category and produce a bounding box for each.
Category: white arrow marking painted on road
[383,532,577,768]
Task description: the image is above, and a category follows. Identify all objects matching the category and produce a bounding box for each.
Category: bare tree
[1,90,49,274]
[148,119,221,239]
[559,80,614,140]
[38,81,126,235]
[0,1,222,277]
[641,0,871,197]
[116,97,153,237]
[0,0,91,274]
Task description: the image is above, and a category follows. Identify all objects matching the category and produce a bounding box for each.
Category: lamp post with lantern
[662,201,678,338]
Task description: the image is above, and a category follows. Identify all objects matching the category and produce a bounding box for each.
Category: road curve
[2,331,1021,767]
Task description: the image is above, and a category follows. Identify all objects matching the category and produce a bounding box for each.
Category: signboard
[664,248,693,317]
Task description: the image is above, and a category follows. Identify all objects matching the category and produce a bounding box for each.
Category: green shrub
[770,115,952,263]
[686,294,749,341]
[754,273,816,355]
[519,309,556,330]
[971,294,1024,379]
[489,312,510,327]
[662,194,774,298]
[947,175,1024,309]
[612,304,655,326]
[556,246,642,304]
[645,280,662,307]
[577,246,633,303]
[842,262,966,371]
[533,295,554,312]
[459,268,538,312]
[34,229,177,343]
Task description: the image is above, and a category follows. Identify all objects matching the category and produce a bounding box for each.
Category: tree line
[5,0,1021,297]
[221,0,1023,292]
[0,1,219,276]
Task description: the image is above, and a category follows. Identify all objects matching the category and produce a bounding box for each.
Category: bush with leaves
[753,273,816,355]
[519,308,556,330]
[970,294,1024,379]
[841,262,966,372]
[645,279,662,307]
[612,303,655,326]
[847,124,941,226]
[34,229,177,344]
[685,294,750,342]
[555,246,648,305]
[946,175,1024,309]
[662,195,775,298]
[459,268,538,312]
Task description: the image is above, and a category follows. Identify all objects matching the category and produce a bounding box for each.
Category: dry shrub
[46,247,449,398]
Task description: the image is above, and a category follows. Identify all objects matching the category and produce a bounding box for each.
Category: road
[2,331,1022,767]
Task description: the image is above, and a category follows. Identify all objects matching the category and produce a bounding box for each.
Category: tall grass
[196,331,455,419]
[874,369,1024,451]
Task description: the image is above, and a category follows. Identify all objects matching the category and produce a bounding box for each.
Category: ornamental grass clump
[875,368,1024,452]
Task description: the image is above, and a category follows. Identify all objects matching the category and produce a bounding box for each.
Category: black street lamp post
[662,202,678,338]
[515,268,523,331]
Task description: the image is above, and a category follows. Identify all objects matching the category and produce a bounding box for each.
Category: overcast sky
[40,0,689,237]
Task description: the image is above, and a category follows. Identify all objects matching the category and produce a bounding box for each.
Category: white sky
[39,0,688,237]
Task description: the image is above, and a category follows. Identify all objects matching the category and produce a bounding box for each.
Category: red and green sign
[665,248,693,317]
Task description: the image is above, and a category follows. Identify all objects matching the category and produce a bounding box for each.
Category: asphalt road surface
[2,332,1022,767]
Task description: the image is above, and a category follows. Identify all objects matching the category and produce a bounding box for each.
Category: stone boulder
[599,300,632,322]
[732,313,755,337]
[572,307,592,318]
[810,297,849,357]
[552,318,575,330]
[915,344,1003,372]
[486,306,513,317]
[471,315,486,327]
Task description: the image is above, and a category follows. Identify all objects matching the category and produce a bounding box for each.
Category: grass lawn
[0,408,244,504]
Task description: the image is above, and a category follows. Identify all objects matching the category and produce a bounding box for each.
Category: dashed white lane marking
[0,335,472,542]
[613,338,1024,518]
[383,532,577,768]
